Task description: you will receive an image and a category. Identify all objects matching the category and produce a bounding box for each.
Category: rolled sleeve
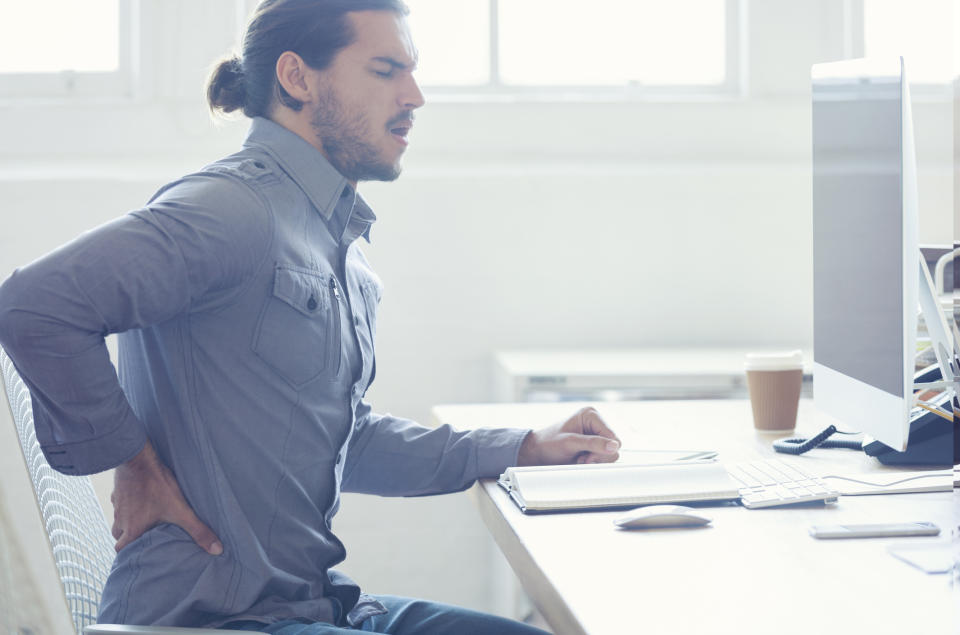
[38,408,146,475]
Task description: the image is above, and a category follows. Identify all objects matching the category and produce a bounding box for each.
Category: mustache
[387,112,415,128]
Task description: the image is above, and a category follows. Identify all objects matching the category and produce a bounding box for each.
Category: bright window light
[404,0,729,89]
[0,0,119,73]
[499,0,726,86]
[405,0,490,86]
[864,0,956,84]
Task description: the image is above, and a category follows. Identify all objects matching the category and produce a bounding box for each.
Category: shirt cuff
[39,407,147,476]
[474,427,531,479]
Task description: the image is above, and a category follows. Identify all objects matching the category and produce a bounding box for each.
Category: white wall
[0,1,954,632]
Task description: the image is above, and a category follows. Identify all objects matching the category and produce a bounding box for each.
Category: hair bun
[206,56,247,114]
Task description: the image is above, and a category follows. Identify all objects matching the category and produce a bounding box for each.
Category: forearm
[341,407,529,496]
[0,208,196,474]
[0,254,149,474]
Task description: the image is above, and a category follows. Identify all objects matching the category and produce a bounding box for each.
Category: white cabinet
[494,348,813,403]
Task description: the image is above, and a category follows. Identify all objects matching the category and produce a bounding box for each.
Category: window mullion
[845,0,865,59]
[489,0,500,87]
[725,0,746,97]
[117,0,137,98]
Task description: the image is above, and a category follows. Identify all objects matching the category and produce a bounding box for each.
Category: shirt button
[307,295,318,311]
[336,453,342,465]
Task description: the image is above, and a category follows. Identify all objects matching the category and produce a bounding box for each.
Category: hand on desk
[111,439,223,556]
[517,406,621,466]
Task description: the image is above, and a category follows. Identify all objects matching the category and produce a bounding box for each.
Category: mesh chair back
[1,347,116,635]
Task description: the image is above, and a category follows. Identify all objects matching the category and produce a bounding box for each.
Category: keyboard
[726,459,839,509]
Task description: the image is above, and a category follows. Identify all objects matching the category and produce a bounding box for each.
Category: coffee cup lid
[744,350,803,371]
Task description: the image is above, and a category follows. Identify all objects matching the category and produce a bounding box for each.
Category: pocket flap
[272,266,327,317]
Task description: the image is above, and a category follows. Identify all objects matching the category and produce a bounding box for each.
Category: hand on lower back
[111,439,222,555]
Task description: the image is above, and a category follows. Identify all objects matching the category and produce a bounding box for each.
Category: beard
[309,86,401,183]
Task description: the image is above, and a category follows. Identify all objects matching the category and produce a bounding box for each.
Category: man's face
[309,10,424,183]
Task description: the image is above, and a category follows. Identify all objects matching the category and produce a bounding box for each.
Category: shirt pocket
[253,264,341,388]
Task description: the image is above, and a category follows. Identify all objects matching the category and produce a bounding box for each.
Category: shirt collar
[242,117,375,243]
[333,184,376,244]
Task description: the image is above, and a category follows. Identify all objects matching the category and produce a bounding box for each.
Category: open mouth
[390,125,410,143]
[389,120,413,145]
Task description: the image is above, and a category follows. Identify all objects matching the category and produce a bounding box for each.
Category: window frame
[844,0,956,97]
[0,1,136,100]
[419,0,746,101]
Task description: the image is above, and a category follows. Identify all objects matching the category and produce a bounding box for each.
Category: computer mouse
[613,505,712,529]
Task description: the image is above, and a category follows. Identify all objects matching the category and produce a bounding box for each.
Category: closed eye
[369,56,415,79]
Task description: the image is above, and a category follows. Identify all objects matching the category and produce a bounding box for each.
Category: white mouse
[613,505,712,529]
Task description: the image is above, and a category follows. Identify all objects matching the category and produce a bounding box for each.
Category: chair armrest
[84,625,249,634]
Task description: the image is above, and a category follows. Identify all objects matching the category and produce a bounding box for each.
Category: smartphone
[809,522,940,539]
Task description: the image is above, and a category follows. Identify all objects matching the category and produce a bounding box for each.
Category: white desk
[432,400,956,635]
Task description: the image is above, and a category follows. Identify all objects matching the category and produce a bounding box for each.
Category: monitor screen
[812,74,903,398]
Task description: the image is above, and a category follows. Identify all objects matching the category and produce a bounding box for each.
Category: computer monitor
[811,57,954,454]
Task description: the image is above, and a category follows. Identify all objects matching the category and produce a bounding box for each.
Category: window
[0,0,132,99]
[405,0,740,96]
[859,0,957,86]
[405,0,491,86]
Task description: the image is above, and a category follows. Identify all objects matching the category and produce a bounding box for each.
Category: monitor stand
[915,250,958,387]
[863,252,957,467]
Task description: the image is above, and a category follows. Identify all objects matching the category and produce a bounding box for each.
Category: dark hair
[207,0,409,118]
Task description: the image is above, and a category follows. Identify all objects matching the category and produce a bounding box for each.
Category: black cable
[773,424,862,455]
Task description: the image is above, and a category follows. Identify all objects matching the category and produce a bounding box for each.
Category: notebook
[497,460,740,513]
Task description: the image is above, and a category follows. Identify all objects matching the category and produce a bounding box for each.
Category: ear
[275,51,313,104]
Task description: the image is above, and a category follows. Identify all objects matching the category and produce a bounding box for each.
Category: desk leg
[472,483,586,635]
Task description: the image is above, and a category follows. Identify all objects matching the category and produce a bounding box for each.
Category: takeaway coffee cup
[744,350,803,431]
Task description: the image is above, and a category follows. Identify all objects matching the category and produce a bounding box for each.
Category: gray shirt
[0,117,528,628]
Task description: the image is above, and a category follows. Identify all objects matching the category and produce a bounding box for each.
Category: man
[0,1,620,633]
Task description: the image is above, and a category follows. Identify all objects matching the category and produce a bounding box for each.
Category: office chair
[0,347,245,634]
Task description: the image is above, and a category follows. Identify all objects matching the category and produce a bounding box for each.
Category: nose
[400,73,425,110]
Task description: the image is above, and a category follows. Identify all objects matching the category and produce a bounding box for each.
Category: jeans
[221,595,551,634]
